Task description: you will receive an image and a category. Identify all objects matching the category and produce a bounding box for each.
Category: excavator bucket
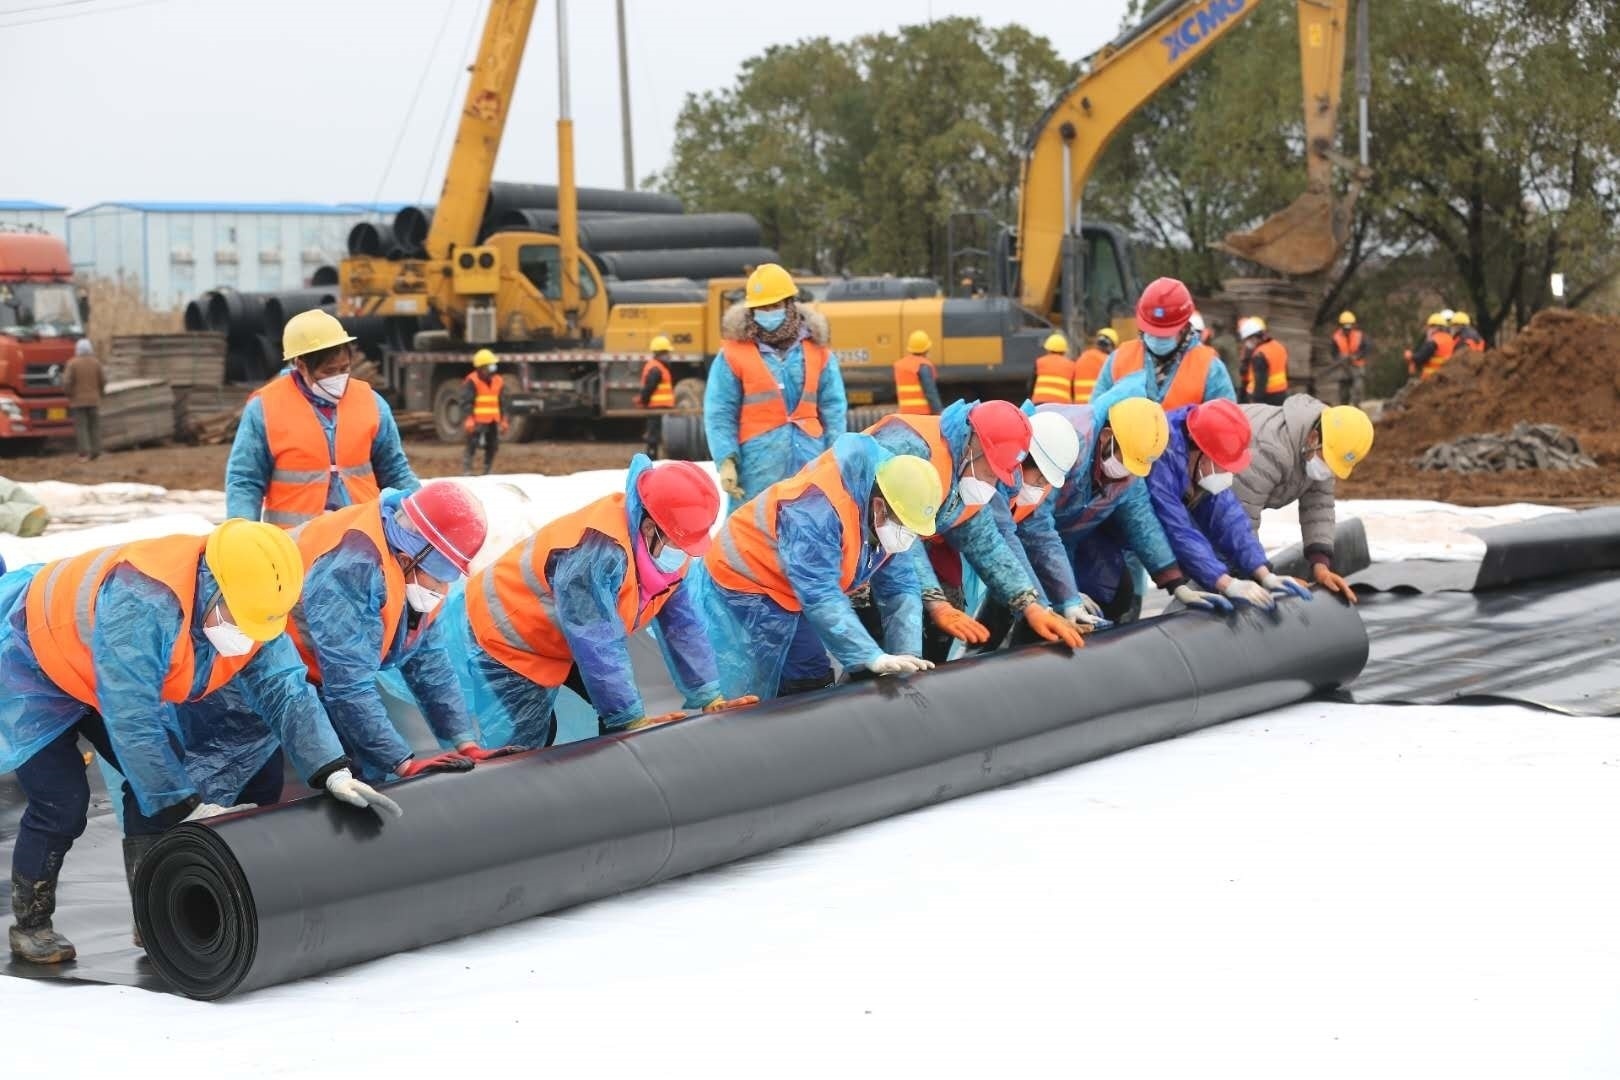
[1219,189,1340,276]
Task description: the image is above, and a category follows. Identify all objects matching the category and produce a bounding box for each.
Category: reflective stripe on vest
[466,372,504,423]
[1333,329,1365,367]
[642,358,675,409]
[705,449,863,611]
[1110,340,1219,411]
[873,413,984,529]
[723,338,829,445]
[1072,348,1109,404]
[1031,353,1076,404]
[1243,339,1289,395]
[893,353,935,415]
[257,373,382,529]
[285,502,409,685]
[464,493,677,685]
[24,536,257,709]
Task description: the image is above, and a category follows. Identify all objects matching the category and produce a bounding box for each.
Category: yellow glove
[624,710,687,731]
[703,695,761,713]
[717,457,745,499]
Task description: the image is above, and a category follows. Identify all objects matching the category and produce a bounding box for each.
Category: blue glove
[1258,569,1315,601]
[1173,583,1234,613]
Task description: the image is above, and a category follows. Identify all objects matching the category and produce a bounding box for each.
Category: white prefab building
[0,200,68,238]
[65,201,399,309]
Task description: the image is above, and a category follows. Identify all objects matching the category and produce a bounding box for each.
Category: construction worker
[1188,310,1208,345]
[1407,312,1455,381]
[704,262,847,514]
[0,519,399,965]
[1232,397,1375,605]
[1145,399,1313,608]
[453,457,751,749]
[461,349,507,475]
[1238,316,1289,405]
[287,480,515,783]
[639,335,677,457]
[1331,311,1370,406]
[868,400,1085,658]
[227,309,419,527]
[1094,278,1236,408]
[1030,332,1076,404]
[1073,328,1118,404]
[691,434,942,698]
[1031,392,1231,622]
[894,329,943,415]
[1450,311,1487,353]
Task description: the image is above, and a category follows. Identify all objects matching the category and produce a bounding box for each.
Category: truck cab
[0,231,80,440]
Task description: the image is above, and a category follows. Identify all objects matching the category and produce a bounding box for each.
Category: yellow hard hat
[874,453,942,537]
[744,263,797,308]
[1106,396,1169,478]
[649,334,672,353]
[1338,311,1356,326]
[1320,405,1375,480]
[1451,311,1471,327]
[1044,333,1068,353]
[472,348,498,368]
[282,308,356,362]
[1426,311,1448,327]
[907,330,932,354]
[203,519,304,642]
[1096,327,1119,347]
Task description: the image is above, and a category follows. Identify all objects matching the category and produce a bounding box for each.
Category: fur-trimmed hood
[720,301,830,346]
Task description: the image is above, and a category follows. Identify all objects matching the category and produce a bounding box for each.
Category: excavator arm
[1014,0,1356,326]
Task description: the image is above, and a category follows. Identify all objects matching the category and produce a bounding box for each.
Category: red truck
[0,230,79,441]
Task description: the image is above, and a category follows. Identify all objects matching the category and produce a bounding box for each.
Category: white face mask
[313,373,350,401]
[1197,470,1234,494]
[1016,483,1046,507]
[1305,456,1336,483]
[875,520,917,555]
[1100,455,1132,481]
[404,580,445,614]
[203,620,256,658]
[958,476,996,506]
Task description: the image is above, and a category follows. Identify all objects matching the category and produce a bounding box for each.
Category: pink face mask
[633,527,684,606]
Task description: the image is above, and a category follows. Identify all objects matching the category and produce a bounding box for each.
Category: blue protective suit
[0,559,345,817]
[442,456,721,748]
[703,321,848,514]
[1093,340,1237,405]
[225,369,420,522]
[290,494,477,782]
[867,401,1037,606]
[690,432,923,699]
[1145,408,1271,590]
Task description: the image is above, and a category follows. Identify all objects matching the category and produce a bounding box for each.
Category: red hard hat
[636,460,720,556]
[1185,398,1253,472]
[1135,277,1196,335]
[401,480,488,575]
[968,400,1032,485]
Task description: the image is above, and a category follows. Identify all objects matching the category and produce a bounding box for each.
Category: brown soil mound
[1341,308,1620,506]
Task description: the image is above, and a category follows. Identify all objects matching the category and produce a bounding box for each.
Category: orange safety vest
[1072,348,1109,404]
[706,449,863,611]
[1031,352,1076,404]
[284,502,408,685]
[256,373,381,529]
[871,413,984,529]
[464,493,677,687]
[722,338,829,445]
[1011,485,1051,525]
[1420,330,1456,380]
[892,353,936,415]
[641,357,675,409]
[24,535,257,709]
[1243,339,1290,397]
[1110,340,1219,411]
[465,371,504,423]
[1332,328,1366,368]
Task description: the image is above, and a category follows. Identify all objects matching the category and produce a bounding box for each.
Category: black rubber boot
[9,868,76,965]
[778,671,836,697]
[122,835,160,950]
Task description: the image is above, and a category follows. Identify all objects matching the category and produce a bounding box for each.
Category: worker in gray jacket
[1231,396,1374,604]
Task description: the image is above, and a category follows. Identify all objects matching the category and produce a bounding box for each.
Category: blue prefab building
[65,201,403,309]
[0,200,68,239]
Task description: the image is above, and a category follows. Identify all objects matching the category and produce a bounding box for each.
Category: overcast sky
[0,0,1134,210]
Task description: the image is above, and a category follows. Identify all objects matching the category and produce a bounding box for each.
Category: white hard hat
[1027,410,1081,487]
[1189,311,1206,333]
[1439,308,1455,324]
[1237,316,1265,340]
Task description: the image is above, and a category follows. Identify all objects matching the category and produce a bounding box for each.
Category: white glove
[1256,569,1314,601]
[1061,595,1107,627]
[183,802,256,822]
[325,768,404,819]
[870,653,935,676]
[1221,576,1277,609]
[1172,583,1234,613]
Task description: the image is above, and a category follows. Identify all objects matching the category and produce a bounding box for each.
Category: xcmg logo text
[1163,0,1249,61]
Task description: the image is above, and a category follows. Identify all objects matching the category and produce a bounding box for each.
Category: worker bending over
[1094,278,1236,408]
[1407,311,1454,381]
[1331,311,1371,406]
[894,330,943,415]
[693,434,941,697]
[453,457,746,749]
[1031,333,1076,404]
[639,335,677,457]
[287,480,512,783]
[1072,328,1118,404]
[461,349,507,475]
[0,520,397,965]
[1232,397,1375,605]
[1144,399,1313,608]
[705,263,847,513]
[1450,311,1486,353]
[1238,317,1289,405]
[227,309,418,527]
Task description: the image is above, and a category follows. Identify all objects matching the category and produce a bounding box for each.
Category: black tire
[431,377,467,443]
[845,403,897,433]
[513,413,549,443]
[672,376,705,412]
[660,413,711,461]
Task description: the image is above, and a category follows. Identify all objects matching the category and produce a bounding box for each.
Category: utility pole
[616,0,635,190]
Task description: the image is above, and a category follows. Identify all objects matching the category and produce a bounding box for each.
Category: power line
[0,0,171,28]
[368,0,460,214]
[419,2,484,206]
